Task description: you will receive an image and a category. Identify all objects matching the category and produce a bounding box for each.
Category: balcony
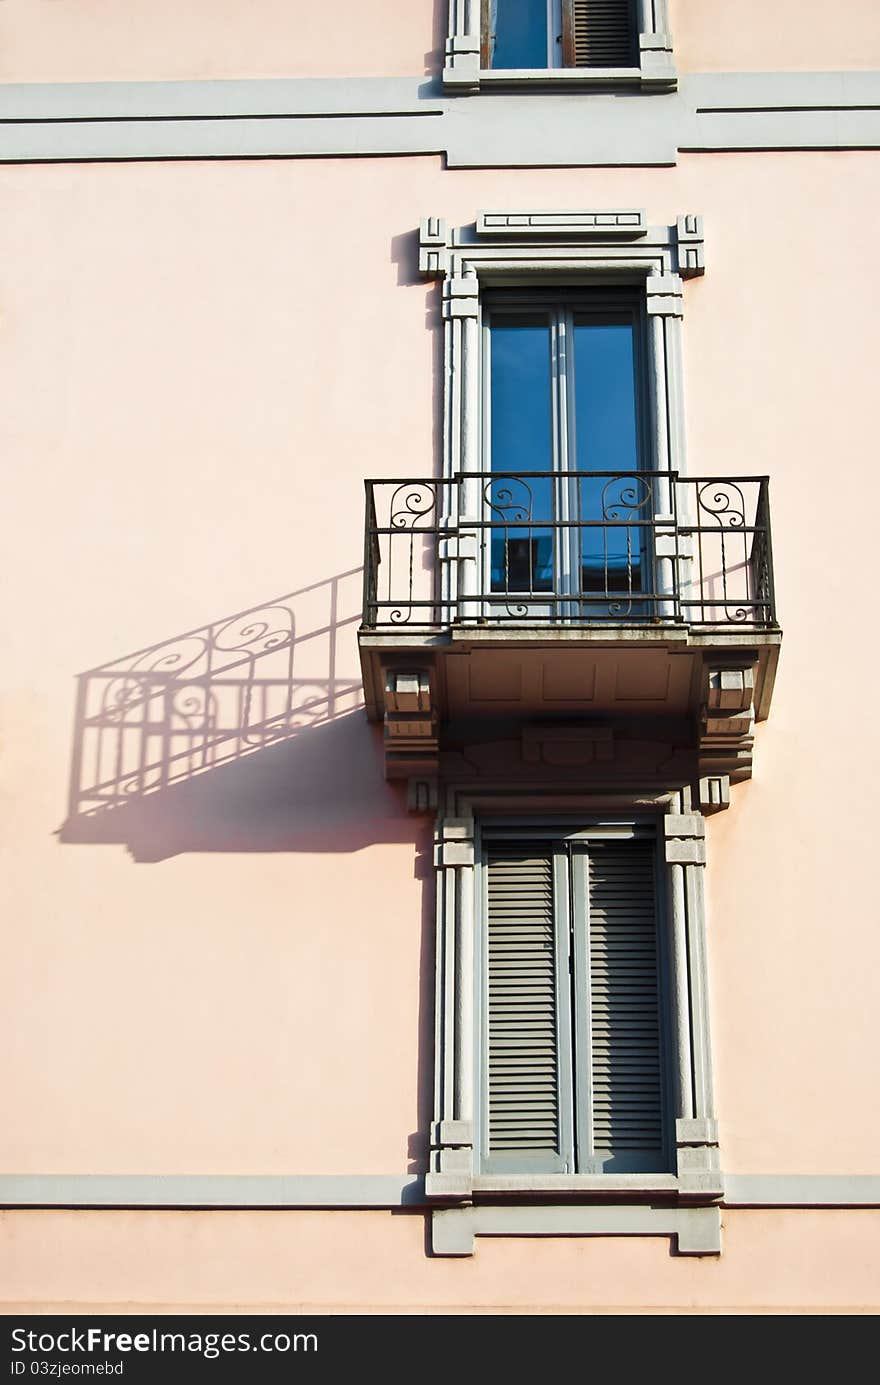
[358,471,781,800]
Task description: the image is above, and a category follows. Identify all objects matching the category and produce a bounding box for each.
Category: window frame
[444,0,676,93]
[427,789,722,1249]
[418,209,705,628]
[481,287,653,617]
[419,213,721,1255]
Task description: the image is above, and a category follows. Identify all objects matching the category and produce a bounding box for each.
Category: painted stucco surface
[673,0,880,73]
[2,2,879,84]
[1,1209,879,1312]
[1,150,878,1305]
[0,0,441,83]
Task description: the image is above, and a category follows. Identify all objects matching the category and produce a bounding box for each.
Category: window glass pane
[572,318,643,599]
[489,316,553,592]
[492,0,549,69]
[572,317,638,473]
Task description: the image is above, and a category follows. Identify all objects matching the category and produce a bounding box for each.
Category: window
[443,0,675,91]
[415,210,704,628]
[481,828,670,1175]
[427,796,722,1255]
[483,289,652,618]
[484,0,637,72]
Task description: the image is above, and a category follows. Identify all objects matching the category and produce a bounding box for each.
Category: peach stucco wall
[2,1209,879,1313]
[2,1,878,83]
[2,150,879,1308]
[673,0,880,74]
[0,0,442,83]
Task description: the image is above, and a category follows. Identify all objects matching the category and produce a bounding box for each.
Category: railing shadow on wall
[58,568,422,862]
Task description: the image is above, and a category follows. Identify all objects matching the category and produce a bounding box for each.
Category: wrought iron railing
[362,471,777,630]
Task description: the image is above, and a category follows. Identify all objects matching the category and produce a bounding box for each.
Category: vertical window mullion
[549,0,564,68]
[552,307,576,609]
[562,307,582,603]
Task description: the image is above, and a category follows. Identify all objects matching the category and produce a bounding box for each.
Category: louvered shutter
[486,845,563,1161]
[586,842,664,1158]
[562,0,638,69]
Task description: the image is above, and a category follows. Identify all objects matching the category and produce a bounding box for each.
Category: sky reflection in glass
[488,308,643,601]
[572,319,642,590]
[489,317,553,591]
[492,0,549,69]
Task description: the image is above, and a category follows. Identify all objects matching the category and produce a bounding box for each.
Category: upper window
[443,0,676,91]
[484,0,637,72]
[480,827,670,1175]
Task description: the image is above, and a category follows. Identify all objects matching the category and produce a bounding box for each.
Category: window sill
[472,1174,681,1196]
[476,67,665,90]
[427,1172,723,1202]
[442,56,676,95]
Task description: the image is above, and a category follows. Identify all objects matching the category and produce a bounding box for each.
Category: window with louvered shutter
[483,832,668,1175]
[484,0,638,72]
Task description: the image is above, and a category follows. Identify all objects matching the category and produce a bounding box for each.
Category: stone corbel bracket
[418,211,705,283]
[382,668,438,781]
[698,660,756,793]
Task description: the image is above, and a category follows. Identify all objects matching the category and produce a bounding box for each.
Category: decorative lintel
[419,212,705,281]
[476,210,648,239]
[677,214,705,277]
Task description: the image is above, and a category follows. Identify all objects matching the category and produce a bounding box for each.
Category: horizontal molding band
[0,71,878,166]
[723,1176,880,1207]
[0,1174,426,1208]
[1,1173,878,1208]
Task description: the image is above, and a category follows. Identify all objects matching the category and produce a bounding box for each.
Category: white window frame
[444,0,676,92]
[427,790,723,1254]
[480,287,653,621]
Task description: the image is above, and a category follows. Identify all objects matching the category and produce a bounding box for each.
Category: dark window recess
[563,0,638,68]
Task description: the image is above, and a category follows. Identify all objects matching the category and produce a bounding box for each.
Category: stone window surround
[426,786,723,1255]
[418,209,704,621]
[444,0,676,92]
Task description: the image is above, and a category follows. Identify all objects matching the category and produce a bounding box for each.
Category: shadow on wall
[425,0,447,77]
[58,569,417,861]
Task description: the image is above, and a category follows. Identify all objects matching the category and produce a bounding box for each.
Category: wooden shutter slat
[588,843,664,1155]
[487,845,561,1154]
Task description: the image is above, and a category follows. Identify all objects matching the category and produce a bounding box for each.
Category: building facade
[2,1,879,1313]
